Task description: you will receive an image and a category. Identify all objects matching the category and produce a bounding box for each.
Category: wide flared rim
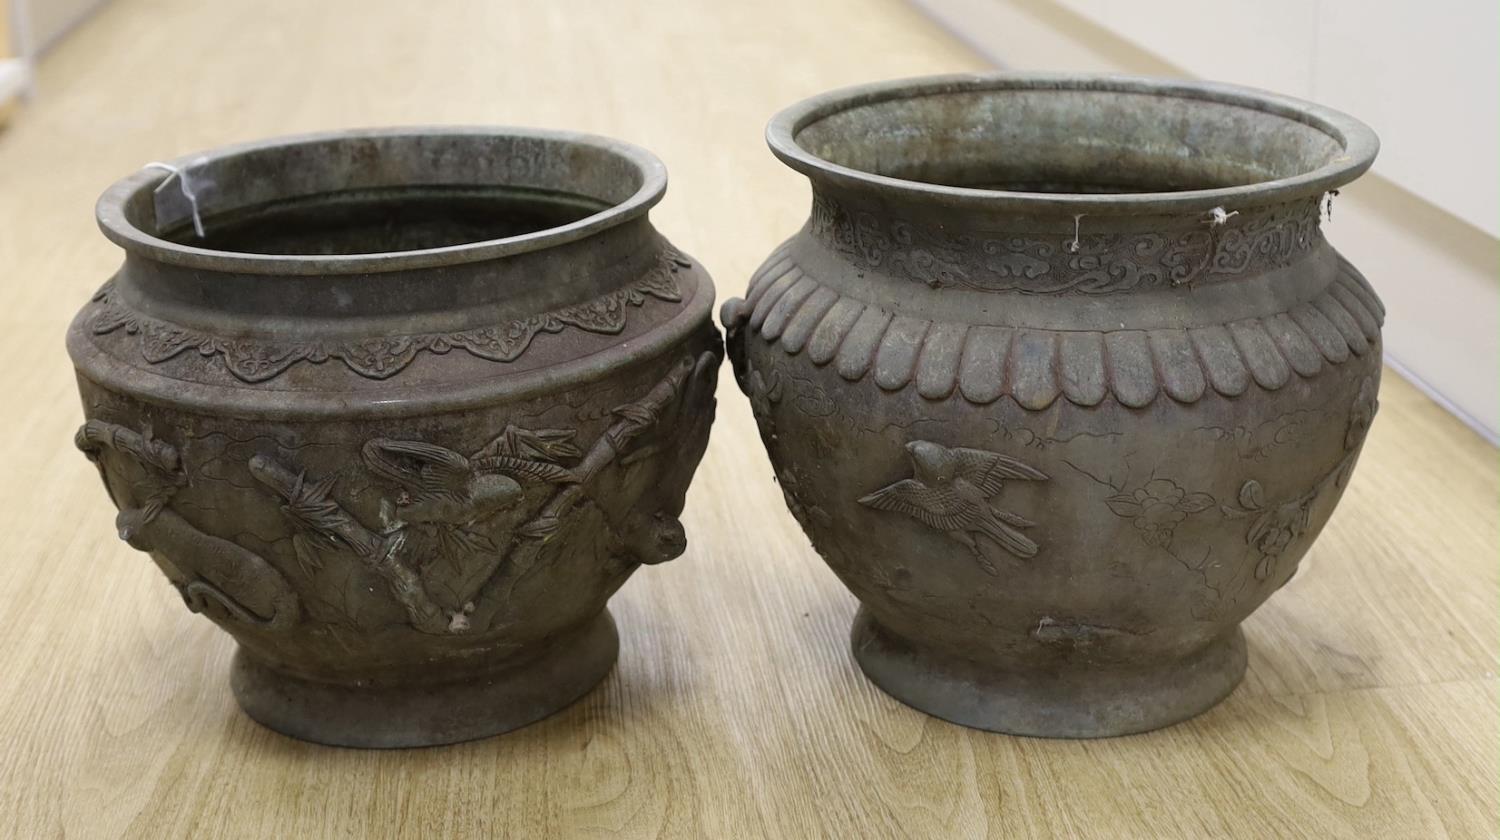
[95,126,668,275]
[766,73,1381,215]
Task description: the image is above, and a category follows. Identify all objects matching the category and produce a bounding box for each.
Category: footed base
[230,611,618,748]
[851,607,1246,738]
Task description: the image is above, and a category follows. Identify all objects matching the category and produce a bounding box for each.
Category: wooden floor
[1,0,1496,837]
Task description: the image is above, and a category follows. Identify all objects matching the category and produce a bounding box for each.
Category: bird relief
[858,441,1049,575]
[249,352,717,635]
[369,431,580,593]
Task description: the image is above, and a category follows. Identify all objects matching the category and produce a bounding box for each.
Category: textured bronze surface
[68,127,722,747]
[724,74,1383,737]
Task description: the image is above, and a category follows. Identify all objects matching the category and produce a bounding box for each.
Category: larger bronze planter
[68,128,721,747]
[723,75,1382,737]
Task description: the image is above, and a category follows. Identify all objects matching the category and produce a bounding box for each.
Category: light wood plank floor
[0,0,1495,837]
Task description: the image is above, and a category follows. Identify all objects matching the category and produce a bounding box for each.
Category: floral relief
[1222,480,1313,581]
[1104,479,1215,549]
[1345,377,1378,451]
[1217,379,1377,582]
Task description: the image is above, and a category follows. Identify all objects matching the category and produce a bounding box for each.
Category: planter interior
[161,185,609,255]
[793,85,1346,194]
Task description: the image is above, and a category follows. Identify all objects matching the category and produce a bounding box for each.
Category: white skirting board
[0,58,28,104]
[910,0,1500,444]
[19,0,112,55]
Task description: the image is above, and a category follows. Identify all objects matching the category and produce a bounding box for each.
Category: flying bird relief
[858,440,1049,575]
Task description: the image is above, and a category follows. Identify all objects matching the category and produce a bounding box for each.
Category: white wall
[1053,0,1499,238]
[4,0,114,102]
[914,0,1500,442]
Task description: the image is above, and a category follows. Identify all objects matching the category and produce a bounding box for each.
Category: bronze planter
[68,128,721,747]
[723,75,1382,737]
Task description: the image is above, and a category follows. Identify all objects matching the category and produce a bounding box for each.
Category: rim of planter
[94,126,669,275]
[766,72,1381,216]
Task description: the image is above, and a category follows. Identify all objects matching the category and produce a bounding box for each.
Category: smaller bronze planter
[68,128,721,747]
[724,74,1382,737]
